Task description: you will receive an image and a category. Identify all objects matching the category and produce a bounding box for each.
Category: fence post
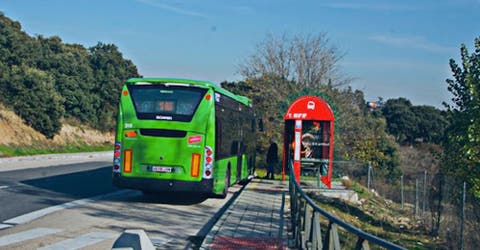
[460,181,466,250]
[401,174,404,209]
[422,170,427,218]
[367,162,372,191]
[414,178,418,216]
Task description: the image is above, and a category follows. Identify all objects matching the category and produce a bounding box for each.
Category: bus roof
[126,78,251,106]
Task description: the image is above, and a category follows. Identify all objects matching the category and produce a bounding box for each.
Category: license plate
[150,166,172,173]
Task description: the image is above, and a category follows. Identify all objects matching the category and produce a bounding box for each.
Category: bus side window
[231,141,239,155]
[216,118,222,157]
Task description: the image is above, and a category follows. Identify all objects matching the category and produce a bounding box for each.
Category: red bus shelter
[282,96,335,188]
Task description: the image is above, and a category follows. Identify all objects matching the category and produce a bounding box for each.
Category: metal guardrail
[288,162,406,250]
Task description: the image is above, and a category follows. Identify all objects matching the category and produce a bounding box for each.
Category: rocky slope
[0,106,113,152]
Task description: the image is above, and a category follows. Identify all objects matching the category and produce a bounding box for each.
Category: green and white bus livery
[112,78,256,198]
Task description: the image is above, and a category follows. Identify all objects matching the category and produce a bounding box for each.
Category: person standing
[266,137,278,180]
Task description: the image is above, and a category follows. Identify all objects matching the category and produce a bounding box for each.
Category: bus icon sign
[307,101,315,110]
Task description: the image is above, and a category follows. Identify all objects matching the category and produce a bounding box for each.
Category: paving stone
[201,178,289,249]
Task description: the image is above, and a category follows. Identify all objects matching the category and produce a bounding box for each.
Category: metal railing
[288,162,406,250]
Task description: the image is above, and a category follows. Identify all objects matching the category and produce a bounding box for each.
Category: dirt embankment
[0,106,114,148]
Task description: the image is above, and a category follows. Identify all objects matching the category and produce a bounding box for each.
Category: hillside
[0,12,140,139]
[311,182,438,249]
[0,105,113,157]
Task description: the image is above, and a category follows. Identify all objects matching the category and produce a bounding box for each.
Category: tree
[382,98,418,144]
[443,37,480,198]
[222,75,298,163]
[322,87,400,182]
[89,42,140,131]
[230,32,400,180]
[411,105,448,144]
[0,12,141,137]
[381,97,448,145]
[239,33,348,88]
[9,66,64,138]
[35,36,97,124]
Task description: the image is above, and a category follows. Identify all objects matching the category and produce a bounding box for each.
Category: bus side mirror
[258,119,264,132]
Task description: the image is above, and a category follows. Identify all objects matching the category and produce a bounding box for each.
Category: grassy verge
[0,142,112,157]
[308,179,440,249]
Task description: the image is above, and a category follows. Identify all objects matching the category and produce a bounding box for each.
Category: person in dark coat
[266,137,278,179]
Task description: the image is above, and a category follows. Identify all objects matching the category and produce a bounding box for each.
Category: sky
[1,0,479,108]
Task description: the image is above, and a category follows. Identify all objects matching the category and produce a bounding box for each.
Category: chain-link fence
[333,161,480,249]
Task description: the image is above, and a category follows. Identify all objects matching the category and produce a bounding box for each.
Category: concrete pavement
[201,178,290,250]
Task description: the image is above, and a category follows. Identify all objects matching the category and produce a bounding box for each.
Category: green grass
[254,167,290,180]
[0,143,112,157]
[310,181,440,249]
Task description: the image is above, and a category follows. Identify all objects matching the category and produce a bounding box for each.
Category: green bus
[112,78,257,198]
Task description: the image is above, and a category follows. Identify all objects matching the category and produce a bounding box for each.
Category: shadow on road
[20,165,118,199]
[132,192,209,205]
[20,165,209,205]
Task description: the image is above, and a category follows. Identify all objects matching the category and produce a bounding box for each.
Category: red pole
[282,127,286,181]
[294,161,301,183]
[324,121,334,188]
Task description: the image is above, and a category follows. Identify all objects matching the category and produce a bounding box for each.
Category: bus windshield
[127,84,207,122]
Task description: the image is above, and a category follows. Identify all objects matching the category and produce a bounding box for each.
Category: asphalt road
[0,153,238,249]
[0,162,117,222]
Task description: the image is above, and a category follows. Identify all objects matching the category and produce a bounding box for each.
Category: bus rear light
[113,142,122,173]
[125,130,137,137]
[123,149,133,173]
[191,153,201,177]
[203,146,214,179]
[206,156,212,163]
[206,148,213,156]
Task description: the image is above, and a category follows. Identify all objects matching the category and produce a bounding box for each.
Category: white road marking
[0,228,62,247]
[3,189,131,225]
[38,232,118,250]
[0,185,8,190]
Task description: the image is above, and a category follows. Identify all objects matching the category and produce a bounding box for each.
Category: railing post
[302,206,313,249]
[289,173,297,248]
[294,193,304,248]
[287,161,405,250]
[355,238,371,250]
[325,222,341,250]
[312,212,323,250]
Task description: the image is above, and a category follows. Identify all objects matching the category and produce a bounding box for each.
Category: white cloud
[136,0,209,18]
[368,35,456,53]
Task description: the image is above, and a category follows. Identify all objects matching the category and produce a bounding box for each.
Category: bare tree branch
[239,32,348,87]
